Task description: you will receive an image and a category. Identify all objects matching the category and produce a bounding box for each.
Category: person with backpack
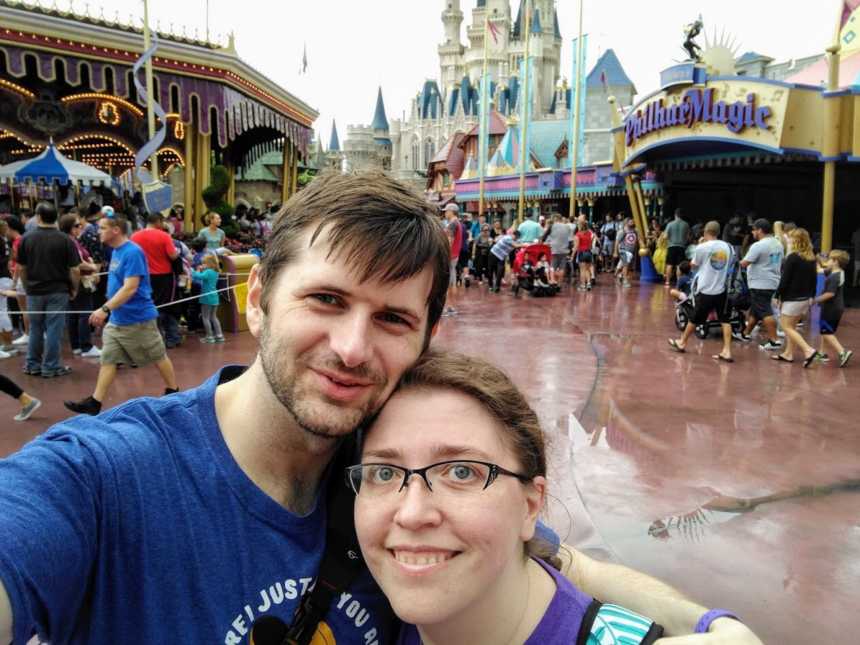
[599,214,618,273]
[573,220,595,291]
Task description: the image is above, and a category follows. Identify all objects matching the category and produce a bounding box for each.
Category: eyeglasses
[345,460,530,497]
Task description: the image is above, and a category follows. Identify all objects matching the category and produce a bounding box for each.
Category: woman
[471,224,492,285]
[772,228,818,367]
[351,351,663,645]
[0,374,41,421]
[199,212,226,251]
[59,214,101,358]
[573,220,594,291]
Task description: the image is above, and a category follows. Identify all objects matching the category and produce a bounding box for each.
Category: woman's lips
[388,548,461,574]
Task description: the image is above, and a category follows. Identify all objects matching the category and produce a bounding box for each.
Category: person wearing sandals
[352,351,666,645]
[668,221,734,363]
[772,228,818,368]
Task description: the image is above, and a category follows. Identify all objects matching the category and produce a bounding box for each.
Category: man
[131,212,182,348]
[63,213,178,416]
[664,209,691,286]
[442,203,462,307]
[16,202,80,378]
[669,221,735,362]
[542,213,572,282]
[1,174,761,644]
[739,218,784,350]
[517,211,542,243]
[599,214,617,273]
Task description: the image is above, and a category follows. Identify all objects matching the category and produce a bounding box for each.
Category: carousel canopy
[0,144,111,186]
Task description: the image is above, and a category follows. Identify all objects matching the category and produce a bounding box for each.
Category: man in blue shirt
[0,174,761,645]
[63,213,178,416]
[517,212,543,243]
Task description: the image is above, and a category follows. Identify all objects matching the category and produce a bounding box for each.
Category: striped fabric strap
[580,601,664,645]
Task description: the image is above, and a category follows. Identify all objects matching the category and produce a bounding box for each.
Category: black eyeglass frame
[345,459,531,495]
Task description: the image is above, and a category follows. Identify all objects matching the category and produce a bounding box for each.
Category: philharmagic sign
[625,88,773,147]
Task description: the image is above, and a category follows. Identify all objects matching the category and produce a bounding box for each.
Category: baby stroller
[512,244,559,297]
[682,261,749,338]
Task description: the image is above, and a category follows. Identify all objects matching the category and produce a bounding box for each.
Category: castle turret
[325,120,343,170]
[439,0,465,91]
[371,87,392,171]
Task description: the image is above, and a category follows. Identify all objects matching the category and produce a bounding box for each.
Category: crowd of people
[438,203,853,369]
[0,199,280,420]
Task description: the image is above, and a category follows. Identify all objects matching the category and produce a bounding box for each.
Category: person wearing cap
[739,219,784,349]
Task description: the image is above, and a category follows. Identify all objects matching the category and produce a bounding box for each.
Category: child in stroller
[512,245,560,297]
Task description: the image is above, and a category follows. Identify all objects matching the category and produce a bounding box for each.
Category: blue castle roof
[371,87,389,132]
[328,120,340,152]
[586,49,636,93]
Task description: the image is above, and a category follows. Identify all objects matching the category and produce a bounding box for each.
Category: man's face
[98,218,119,245]
[246,227,435,440]
[752,227,763,241]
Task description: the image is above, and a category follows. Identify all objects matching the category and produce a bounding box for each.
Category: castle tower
[325,120,343,170]
[371,87,393,171]
[510,0,562,117]
[464,0,511,88]
[439,0,465,91]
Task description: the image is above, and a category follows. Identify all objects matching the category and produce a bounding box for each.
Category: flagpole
[478,15,492,220]
[142,0,158,178]
[516,0,532,226]
[568,0,585,221]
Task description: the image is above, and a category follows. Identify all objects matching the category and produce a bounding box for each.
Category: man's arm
[69,266,81,298]
[560,546,762,642]
[89,276,141,328]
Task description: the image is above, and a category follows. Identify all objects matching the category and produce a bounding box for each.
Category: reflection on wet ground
[2,280,858,643]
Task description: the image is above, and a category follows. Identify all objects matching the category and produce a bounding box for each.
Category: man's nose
[330,312,373,368]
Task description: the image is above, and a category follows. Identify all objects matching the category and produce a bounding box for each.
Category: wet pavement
[2,278,858,643]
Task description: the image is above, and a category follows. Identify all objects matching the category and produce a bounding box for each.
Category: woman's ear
[519,476,547,543]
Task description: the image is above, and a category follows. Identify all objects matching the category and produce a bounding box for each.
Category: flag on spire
[300,43,308,75]
[487,18,500,44]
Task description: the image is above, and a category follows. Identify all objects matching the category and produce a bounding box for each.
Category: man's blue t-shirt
[0,368,390,644]
[107,240,158,325]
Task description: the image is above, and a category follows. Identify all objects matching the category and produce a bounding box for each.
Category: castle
[337,1,637,190]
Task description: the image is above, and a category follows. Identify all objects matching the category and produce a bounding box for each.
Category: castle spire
[371,87,389,133]
[328,120,340,152]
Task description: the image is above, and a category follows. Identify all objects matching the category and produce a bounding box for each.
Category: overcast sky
[104,0,835,144]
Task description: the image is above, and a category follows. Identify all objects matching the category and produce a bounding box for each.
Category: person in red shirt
[131,213,181,347]
[574,221,595,291]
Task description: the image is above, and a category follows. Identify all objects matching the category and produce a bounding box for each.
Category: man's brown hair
[704,220,721,237]
[258,172,450,339]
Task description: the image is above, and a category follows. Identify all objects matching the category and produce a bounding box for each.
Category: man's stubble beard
[259,319,385,441]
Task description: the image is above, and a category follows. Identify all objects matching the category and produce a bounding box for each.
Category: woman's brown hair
[394,350,561,568]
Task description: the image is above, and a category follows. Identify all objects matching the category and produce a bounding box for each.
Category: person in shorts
[813,250,853,368]
[738,218,784,350]
[663,209,690,286]
[64,213,178,415]
[668,221,734,363]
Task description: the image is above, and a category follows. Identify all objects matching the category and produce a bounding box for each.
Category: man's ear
[245,263,265,339]
[429,320,441,340]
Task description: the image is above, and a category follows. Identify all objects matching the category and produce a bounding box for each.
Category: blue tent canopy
[0,143,111,186]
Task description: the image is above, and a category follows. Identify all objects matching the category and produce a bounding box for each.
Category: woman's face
[354,387,544,626]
